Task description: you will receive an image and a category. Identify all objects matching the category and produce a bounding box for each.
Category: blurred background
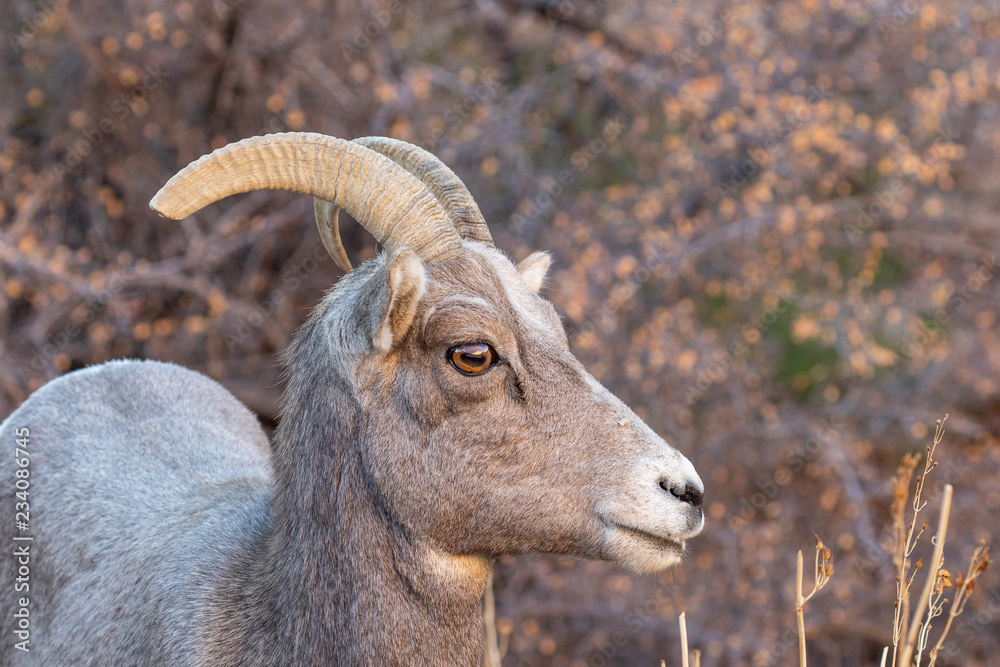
[1,0,998,664]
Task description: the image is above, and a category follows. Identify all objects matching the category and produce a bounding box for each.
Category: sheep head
[151,133,704,574]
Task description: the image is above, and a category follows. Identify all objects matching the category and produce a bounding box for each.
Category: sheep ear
[516,251,552,294]
[375,249,426,352]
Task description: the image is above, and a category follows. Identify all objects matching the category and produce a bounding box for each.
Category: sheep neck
[244,348,489,665]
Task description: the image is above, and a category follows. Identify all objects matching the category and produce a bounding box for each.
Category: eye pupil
[448,343,496,375]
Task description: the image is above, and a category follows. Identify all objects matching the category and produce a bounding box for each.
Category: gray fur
[1,241,703,665]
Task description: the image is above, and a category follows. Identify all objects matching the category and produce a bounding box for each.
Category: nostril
[663,481,704,510]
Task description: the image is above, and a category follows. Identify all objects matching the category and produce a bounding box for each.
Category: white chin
[603,525,687,574]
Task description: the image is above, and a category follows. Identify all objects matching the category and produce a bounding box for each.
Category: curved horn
[313,198,353,271]
[312,137,494,271]
[150,133,463,270]
[352,137,493,246]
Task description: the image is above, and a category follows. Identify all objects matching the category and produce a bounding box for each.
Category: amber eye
[448,343,497,375]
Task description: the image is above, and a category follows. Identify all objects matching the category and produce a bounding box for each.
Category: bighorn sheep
[0,133,704,665]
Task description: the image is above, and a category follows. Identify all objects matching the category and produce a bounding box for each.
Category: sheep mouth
[602,519,686,554]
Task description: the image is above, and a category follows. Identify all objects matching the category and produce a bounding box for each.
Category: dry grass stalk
[672,614,701,667]
[679,612,689,667]
[925,541,991,666]
[884,415,993,666]
[890,415,947,666]
[796,535,834,667]
[899,483,952,666]
[484,572,502,667]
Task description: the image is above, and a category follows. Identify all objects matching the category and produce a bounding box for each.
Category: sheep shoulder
[0,359,272,664]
